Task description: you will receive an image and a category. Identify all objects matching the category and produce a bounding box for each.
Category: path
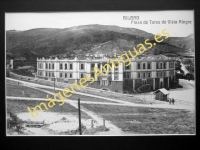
[7,78,134,105]
[14,85,125,135]
[7,96,194,111]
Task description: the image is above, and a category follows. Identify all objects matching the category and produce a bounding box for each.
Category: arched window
[143,63,146,69]
[81,73,84,78]
[49,63,51,69]
[147,63,151,69]
[81,64,84,70]
[160,63,162,69]
[137,63,141,69]
[143,73,145,78]
[138,73,140,78]
[163,62,166,69]
[156,62,159,69]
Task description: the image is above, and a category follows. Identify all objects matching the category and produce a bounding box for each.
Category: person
[172,98,175,105]
[169,98,171,105]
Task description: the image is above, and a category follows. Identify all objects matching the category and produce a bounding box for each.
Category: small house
[153,88,170,101]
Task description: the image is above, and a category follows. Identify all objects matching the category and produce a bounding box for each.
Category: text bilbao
[27,29,170,118]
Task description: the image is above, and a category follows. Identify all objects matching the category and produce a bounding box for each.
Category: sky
[5,11,194,37]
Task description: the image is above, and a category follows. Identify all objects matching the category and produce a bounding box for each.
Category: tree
[7,112,25,134]
[185,73,194,81]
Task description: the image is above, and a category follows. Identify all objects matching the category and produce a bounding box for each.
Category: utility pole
[78,98,82,135]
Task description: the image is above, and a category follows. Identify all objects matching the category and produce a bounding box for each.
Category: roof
[153,88,170,95]
[18,66,35,70]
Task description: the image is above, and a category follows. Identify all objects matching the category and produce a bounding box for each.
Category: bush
[7,112,25,134]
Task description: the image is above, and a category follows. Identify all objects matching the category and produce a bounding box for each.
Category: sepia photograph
[5,10,195,136]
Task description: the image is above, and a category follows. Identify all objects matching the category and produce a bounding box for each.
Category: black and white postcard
[5,11,195,136]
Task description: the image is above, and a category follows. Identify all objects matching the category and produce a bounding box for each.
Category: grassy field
[6,83,195,134]
[6,83,48,98]
[38,87,119,103]
[6,83,118,103]
[81,104,195,134]
[7,99,91,120]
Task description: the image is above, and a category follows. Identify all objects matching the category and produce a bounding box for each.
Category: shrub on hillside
[7,112,25,134]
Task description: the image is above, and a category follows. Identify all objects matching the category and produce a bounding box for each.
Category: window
[65,73,67,78]
[148,72,151,78]
[81,73,84,78]
[60,63,63,70]
[138,73,140,78]
[114,67,118,72]
[52,64,54,69]
[169,62,174,68]
[91,64,95,70]
[49,64,51,69]
[142,80,147,85]
[102,80,107,86]
[124,72,131,78]
[60,73,62,78]
[81,64,84,70]
[49,72,51,77]
[163,62,166,69]
[46,63,48,69]
[70,64,73,70]
[163,71,166,77]
[160,63,162,69]
[137,63,141,69]
[65,64,67,70]
[70,73,72,78]
[156,62,159,69]
[52,73,54,77]
[127,72,130,78]
[98,64,100,69]
[114,73,118,80]
[143,63,146,69]
[46,72,48,77]
[91,73,94,77]
[143,73,145,78]
[125,64,130,70]
[147,63,151,69]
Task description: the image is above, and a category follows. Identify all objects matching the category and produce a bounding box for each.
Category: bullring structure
[36,54,176,93]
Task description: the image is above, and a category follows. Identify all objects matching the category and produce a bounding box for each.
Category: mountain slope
[6,24,194,59]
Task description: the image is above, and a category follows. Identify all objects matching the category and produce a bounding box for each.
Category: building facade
[36,56,124,92]
[36,54,176,93]
[123,54,176,92]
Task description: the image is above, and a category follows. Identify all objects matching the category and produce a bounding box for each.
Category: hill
[6,24,194,59]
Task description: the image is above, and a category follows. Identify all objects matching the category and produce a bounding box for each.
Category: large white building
[36,54,176,93]
[37,55,124,92]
